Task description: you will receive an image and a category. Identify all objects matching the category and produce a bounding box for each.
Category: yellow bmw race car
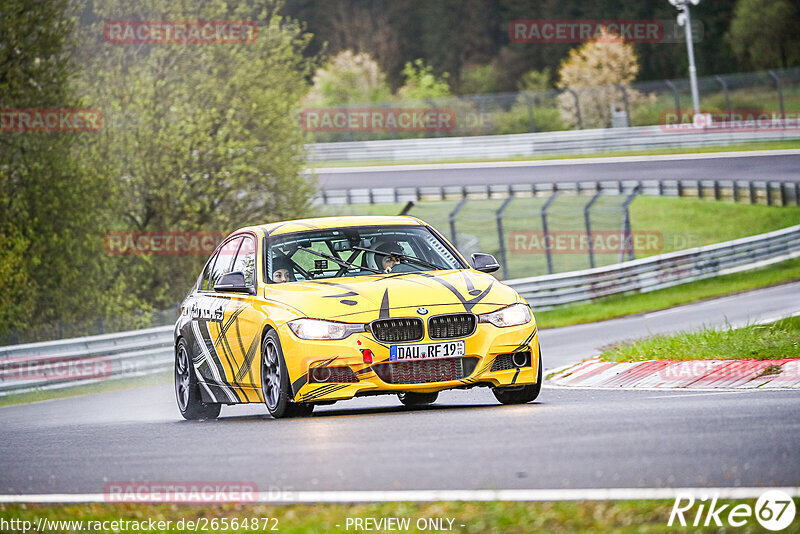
[174,216,541,419]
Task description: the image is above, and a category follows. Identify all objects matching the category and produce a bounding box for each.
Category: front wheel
[261,330,312,418]
[398,391,438,406]
[175,339,221,420]
[492,350,542,405]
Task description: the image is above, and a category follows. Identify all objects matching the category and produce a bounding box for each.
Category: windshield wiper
[298,246,383,274]
[353,246,448,271]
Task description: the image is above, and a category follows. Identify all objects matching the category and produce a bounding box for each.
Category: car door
[216,234,264,396]
[189,236,242,403]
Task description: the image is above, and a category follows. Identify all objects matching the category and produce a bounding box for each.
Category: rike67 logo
[669,490,796,530]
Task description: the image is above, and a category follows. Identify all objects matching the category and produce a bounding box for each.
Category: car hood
[265,269,520,322]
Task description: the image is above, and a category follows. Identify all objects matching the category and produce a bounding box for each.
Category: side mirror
[471,253,500,273]
[214,271,254,294]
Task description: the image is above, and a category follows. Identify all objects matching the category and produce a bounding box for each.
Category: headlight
[288,319,365,340]
[478,303,532,328]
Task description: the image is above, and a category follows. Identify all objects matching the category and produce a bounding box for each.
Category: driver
[271,255,292,283]
[375,242,403,273]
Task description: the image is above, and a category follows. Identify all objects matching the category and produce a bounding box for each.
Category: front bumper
[279,320,540,403]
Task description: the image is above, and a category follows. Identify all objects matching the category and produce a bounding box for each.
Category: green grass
[535,257,800,328]
[600,316,800,363]
[3,499,794,533]
[0,371,171,409]
[309,139,800,167]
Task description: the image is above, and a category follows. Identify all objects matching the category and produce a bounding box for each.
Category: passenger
[271,255,292,283]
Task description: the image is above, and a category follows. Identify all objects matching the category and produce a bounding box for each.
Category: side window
[231,236,256,288]
[199,252,219,291]
[209,237,241,291]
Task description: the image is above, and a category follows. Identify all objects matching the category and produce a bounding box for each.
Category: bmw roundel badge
[416,307,429,315]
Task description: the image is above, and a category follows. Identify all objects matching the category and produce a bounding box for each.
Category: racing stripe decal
[192,321,237,403]
[415,272,495,313]
[379,289,390,319]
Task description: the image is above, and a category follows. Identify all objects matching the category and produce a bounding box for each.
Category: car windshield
[266,225,463,283]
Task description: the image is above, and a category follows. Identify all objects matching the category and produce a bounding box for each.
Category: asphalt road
[313,151,800,191]
[1,282,798,495]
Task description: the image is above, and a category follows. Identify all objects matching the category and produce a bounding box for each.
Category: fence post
[620,183,641,263]
[616,84,631,122]
[733,181,740,203]
[449,197,469,250]
[523,93,536,133]
[495,196,515,279]
[541,191,559,274]
[565,88,583,129]
[714,75,731,117]
[749,181,757,204]
[767,182,773,206]
[678,180,684,197]
[780,182,788,206]
[768,70,785,119]
[584,189,603,269]
[796,182,800,206]
[714,180,721,201]
[665,80,681,119]
[697,179,704,199]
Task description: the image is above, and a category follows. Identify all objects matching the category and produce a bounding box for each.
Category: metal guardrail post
[714,75,731,116]
[750,181,757,204]
[697,179,704,199]
[780,183,788,206]
[665,80,681,118]
[449,197,469,250]
[495,196,515,279]
[678,180,684,197]
[767,182,774,206]
[733,181,740,203]
[584,189,603,269]
[796,183,800,206]
[714,180,721,201]
[620,184,641,262]
[768,70,785,119]
[541,191,559,274]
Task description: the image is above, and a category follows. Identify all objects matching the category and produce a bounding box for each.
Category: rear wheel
[261,330,312,418]
[398,391,439,406]
[175,339,221,420]
[492,349,543,405]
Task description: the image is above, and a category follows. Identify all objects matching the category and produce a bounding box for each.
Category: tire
[261,329,310,419]
[175,338,221,420]
[492,349,543,405]
[398,391,439,406]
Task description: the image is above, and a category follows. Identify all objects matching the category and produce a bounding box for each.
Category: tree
[727,0,800,69]
[0,0,116,337]
[77,0,317,309]
[305,50,391,105]
[557,32,640,129]
[397,59,451,101]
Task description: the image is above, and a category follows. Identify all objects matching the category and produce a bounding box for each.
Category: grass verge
[310,139,800,168]
[535,257,800,328]
[0,371,171,409]
[2,499,791,533]
[600,316,800,363]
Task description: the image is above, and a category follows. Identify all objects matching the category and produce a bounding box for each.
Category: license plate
[389,340,465,361]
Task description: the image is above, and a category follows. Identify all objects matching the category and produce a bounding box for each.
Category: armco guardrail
[316,179,800,206]
[507,224,800,308]
[307,126,800,163]
[0,325,173,396]
[1,225,798,396]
